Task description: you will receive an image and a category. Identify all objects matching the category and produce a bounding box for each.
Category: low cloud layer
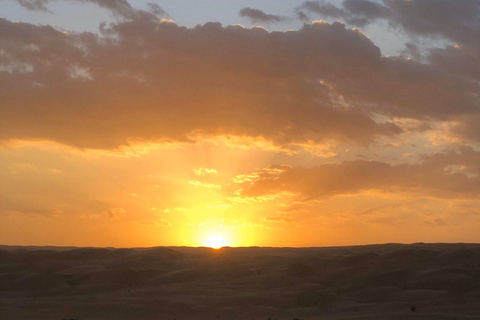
[239,146,480,201]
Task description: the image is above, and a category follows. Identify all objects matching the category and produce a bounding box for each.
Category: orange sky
[1,0,480,247]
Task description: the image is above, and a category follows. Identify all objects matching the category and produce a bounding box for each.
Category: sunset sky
[1,0,480,247]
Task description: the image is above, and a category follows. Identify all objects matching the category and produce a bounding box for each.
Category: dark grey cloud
[80,0,137,18]
[146,2,170,18]
[302,1,345,17]
[343,0,390,18]
[343,0,391,25]
[296,11,309,21]
[299,0,390,27]
[385,0,480,46]
[239,7,287,23]
[300,0,480,45]
[17,0,50,11]
[8,0,169,19]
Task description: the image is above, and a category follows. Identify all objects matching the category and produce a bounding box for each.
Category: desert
[2,243,480,320]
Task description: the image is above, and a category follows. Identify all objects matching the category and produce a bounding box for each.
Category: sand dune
[1,243,480,319]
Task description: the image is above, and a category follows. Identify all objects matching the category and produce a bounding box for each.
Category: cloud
[265,214,298,223]
[7,208,63,217]
[146,2,170,18]
[296,11,309,21]
[188,180,221,189]
[9,0,169,19]
[78,0,139,19]
[343,0,390,18]
[301,1,346,19]
[298,1,480,140]
[239,7,287,23]
[0,18,407,150]
[299,0,390,26]
[16,0,50,11]
[103,207,126,218]
[0,0,479,152]
[238,147,480,200]
[300,0,479,43]
[194,168,218,176]
[385,0,480,45]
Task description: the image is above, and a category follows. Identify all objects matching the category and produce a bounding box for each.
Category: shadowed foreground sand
[1,243,480,320]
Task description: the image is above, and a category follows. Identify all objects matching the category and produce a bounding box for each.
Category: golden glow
[3,138,480,248]
[205,235,228,249]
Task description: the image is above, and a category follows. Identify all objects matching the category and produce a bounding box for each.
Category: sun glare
[205,235,228,249]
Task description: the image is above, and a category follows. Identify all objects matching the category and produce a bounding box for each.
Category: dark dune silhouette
[1,243,480,319]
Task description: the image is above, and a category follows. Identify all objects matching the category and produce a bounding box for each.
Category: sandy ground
[1,243,480,320]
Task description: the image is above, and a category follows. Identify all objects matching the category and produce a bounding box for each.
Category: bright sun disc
[205,235,228,249]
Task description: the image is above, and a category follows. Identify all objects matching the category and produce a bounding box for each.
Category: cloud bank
[239,147,480,201]
[1,1,479,151]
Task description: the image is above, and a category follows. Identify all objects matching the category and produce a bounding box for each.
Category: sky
[1,0,480,248]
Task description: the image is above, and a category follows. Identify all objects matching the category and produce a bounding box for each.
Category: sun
[205,235,228,249]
